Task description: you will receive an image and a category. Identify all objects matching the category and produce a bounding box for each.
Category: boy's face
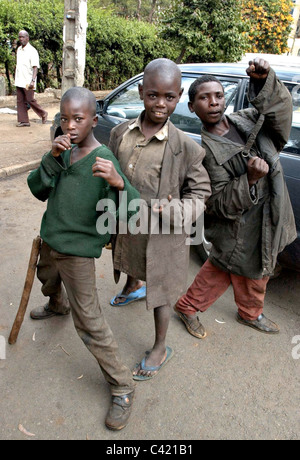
[188,81,225,126]
[139,72,183,125]
[60,98,98,145]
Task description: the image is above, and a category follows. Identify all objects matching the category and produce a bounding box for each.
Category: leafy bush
[159,0,248,63]
[242,0,293,54]
[85,9,175,89]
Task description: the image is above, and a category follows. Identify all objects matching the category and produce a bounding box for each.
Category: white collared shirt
[15,43,40,89]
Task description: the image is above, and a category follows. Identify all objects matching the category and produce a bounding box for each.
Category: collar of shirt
[128,110,169,141]
[18,42,31,52]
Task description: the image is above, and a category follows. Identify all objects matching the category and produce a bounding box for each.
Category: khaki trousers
[176,259,269,321]
[37,242,135,396]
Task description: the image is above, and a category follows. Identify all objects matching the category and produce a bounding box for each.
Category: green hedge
[86,9,177,90]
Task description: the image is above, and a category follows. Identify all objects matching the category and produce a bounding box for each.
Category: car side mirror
[97,100,105,115]
[292,93,300,107]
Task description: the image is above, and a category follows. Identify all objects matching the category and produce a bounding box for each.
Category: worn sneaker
[105,391,135,431]
[42,112,48,124]
[236,313,280,334]
[16,122,30,127]
[30,302,70,320]
[174,305,207,339]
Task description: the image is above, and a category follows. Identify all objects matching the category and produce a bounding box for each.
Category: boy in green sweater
[28,87,139,431]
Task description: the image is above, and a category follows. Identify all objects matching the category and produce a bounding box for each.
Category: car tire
[195,243,209,263]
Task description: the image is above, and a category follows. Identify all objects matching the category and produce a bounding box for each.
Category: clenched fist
[247,156,269,186]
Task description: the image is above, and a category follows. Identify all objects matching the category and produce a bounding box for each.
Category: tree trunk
[149,0,157,23]
[176,48,186,64]
[137,0,142,21]
[5,61,12,95]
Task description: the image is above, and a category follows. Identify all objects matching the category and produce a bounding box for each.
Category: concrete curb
[0,159,41,179]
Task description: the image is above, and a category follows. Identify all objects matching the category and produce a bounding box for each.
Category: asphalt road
[0,172,299,441]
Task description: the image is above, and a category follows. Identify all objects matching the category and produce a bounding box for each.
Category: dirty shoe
[236,313,280,334]
[105,391,134,431]
[16,122,30,127]
[30,302,70,320]
[42,112,48,124]
[174,305,206,339]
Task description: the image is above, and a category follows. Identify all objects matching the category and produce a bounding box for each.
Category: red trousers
[176,260,269,321]
[16,87,47,123]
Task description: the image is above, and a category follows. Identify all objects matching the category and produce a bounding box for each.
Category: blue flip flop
[133,346,174,381]
[110,285,146,306]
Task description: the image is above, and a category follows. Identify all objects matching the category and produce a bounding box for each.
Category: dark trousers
[37,242,135,396]
[16,87,47,123]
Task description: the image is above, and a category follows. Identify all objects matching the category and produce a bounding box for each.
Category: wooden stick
[8,236,42,345]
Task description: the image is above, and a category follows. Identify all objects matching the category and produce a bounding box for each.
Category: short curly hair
[188,75,224,103]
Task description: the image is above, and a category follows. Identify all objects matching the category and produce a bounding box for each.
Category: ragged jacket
[109,121,211,308]
[202,68,297,279]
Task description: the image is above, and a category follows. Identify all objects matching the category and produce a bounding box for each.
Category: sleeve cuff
[248,68,275,106]
[241,173,258,207]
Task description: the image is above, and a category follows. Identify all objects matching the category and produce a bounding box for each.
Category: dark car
[51,62,300,271]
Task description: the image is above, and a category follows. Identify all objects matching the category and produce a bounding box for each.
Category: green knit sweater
[27,145,140,258]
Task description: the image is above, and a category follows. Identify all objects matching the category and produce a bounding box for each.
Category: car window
[105,76,239,135]
[106,80,143,119]
[243,81,300,155]
[170,76,239,135]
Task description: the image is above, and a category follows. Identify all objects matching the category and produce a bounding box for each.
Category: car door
[274,81,300,269]
[277,81,300,242]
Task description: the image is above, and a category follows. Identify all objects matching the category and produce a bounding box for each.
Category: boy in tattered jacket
[109,58,211,380]
[175,58,297,336]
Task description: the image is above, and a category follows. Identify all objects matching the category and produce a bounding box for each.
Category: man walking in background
[14,30,48,127]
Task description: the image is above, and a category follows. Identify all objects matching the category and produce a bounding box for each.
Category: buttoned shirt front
[15,43,40,89]
[117,112,169,205]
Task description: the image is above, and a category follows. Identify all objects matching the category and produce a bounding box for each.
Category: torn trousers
[37,242,135,396]
[176,259,269,321]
